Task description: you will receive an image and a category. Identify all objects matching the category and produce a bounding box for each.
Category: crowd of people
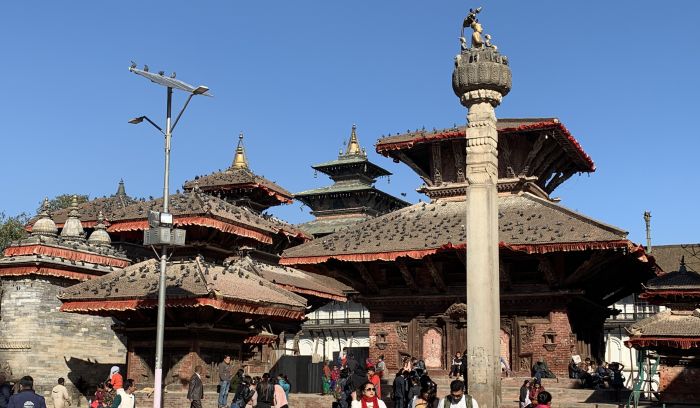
[568,357,625,390]
[209,354,291,408]
[0,366,136,408]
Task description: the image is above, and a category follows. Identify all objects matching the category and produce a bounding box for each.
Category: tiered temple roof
[627,258,700,350]
[59,257,306,320]
[375,118,595,198]
[283,192,635,264]
[295,125,409,236]
[182,133,293,212]
[1,198,129,282]
[107,187,308,245]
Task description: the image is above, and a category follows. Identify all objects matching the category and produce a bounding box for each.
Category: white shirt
[437,396,479,408]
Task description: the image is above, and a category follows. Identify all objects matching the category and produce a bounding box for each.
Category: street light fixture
[128,63,210,408]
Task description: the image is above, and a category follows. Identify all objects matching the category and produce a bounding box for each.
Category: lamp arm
[144,117,165,134]
[170,93,194,133]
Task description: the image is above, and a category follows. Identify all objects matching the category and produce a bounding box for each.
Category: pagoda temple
[0,136,346,394]
[282,119,657,377]
[626,255,700,404]
[0,198,129,394]
[295,125,409,237]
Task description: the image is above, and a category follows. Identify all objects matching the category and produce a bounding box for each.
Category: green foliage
[40,194,89,213]
[0,212,30,251]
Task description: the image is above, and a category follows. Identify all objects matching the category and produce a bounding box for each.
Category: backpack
[444,394,473,408]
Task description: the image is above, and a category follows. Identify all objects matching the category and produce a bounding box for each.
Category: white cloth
[350,400,387,408]
[51,384,71,408]
[437,396,479,408]
[115,389,135,408]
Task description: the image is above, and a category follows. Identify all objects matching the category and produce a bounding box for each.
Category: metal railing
[304,317,369,326]
[627,351,660,408]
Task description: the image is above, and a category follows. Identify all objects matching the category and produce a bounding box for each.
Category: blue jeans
[218,380,230,406]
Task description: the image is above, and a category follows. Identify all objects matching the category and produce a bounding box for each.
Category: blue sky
[1,1,698,245]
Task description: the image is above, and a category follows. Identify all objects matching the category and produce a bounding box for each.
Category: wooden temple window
[376,330,388,350]
[542,328,558,351]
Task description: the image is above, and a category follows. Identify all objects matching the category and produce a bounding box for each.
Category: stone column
[453,43,511,407]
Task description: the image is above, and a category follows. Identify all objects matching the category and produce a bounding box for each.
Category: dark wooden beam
[564,251,615,286]
[537,256,558,287]
[425,257,447,292]
[451,140,466,183]
[521,133,547,174]
[353,263,379,294]
[395,151,433,186]
[431,142,443,184]
[396,260,419,292]
[455,249,466,267]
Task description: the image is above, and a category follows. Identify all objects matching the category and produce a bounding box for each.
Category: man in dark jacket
[392,370,408,408]
[0,373,11,408]
[255,373,275,408]
[8,376,45,408]
[187,366,204,408]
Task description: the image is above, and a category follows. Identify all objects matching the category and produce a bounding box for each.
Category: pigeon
[170,72,176,78]
[143,65,149,72]
[130,61,137,69]
[158,71,165,76]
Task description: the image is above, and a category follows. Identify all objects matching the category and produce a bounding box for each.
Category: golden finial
[345,124,363,156]
[232,132,249,169]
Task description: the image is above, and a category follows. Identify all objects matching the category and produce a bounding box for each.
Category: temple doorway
[423,328,442,369]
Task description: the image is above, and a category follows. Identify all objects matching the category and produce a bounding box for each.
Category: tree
[0,212,29,251]
[40,194,89,213]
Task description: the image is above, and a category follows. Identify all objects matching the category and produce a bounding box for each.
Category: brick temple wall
[658,358,700,404]
[368,310,580,378]
[515,310,576,377]
[0,277,126,397]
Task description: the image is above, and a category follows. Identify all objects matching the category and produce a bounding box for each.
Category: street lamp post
[128,65,211,408]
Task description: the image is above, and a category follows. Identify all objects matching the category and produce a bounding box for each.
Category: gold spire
[345,124,363,156]
[231,132,249,169]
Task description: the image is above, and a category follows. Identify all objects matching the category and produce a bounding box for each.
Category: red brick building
[282,119,656,377]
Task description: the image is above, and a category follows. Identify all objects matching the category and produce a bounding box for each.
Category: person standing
[187,366,204,408]
[218,355,234,408]
[272,380,288,408]
[436,380,478,408]
[111,379,136,408]
[322,361,332,395]
[0,373,12,408]
[51,378,71,408]
[449,352,462,379]
[8,376,46,408]
[367,367,381,400]
[518,379,531,408]
[255,374,275,408]
[375,356,386,379]
[244,377,258,408]
[109,367,123,392]
[350,381,387,408]
[392,370,407,408]
[276,374,290,399]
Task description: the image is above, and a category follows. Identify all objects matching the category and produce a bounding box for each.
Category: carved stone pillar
[452,12,511,407]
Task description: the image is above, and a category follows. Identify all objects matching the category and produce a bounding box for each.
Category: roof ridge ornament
[116,179,127,197]
[31,197,58,237]
[344,124,365,157]
[231,132,249,170]
[60,195,86,242]
[88,210,112,247]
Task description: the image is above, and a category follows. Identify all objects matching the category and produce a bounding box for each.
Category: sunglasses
[364,388,376,392]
